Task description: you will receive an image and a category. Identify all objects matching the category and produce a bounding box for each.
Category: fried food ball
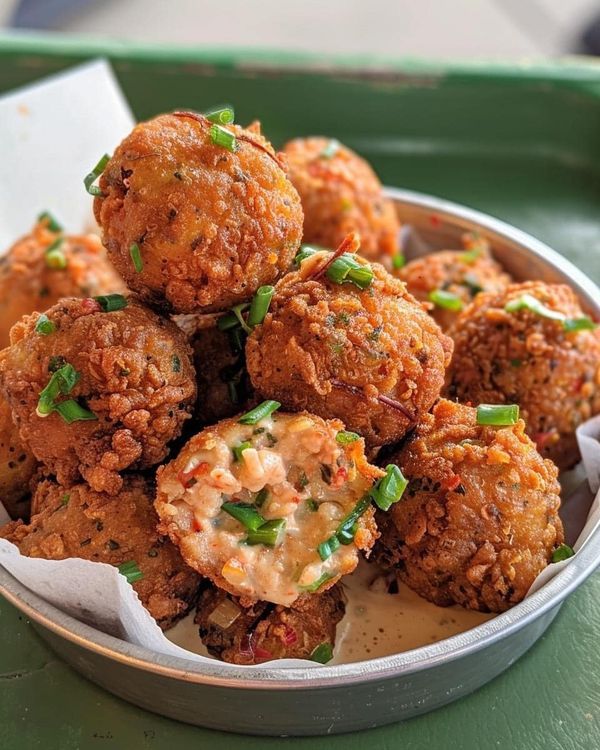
[375,399,563,613]
[0,476,201,629]
[0,295,196,494]
[0,396,37,519]
[246,243,453,447]
[0,218,125,348]
[399,236,512,330]
[283,137,400,264]
[446,281,600,470]
[94,113,303,313]
[156,409,383,606]
[195,583,345,664]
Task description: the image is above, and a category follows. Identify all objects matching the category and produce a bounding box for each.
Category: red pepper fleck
[442,474,462,492]
[178,461,210,488]
[430,214,441,228]
[331,467,348,488]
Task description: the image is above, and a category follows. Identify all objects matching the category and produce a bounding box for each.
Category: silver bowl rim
[2,186,600,691]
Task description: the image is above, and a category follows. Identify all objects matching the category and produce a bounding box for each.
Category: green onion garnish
[255,488,269,507]
[306,498,319,512]
[94,294,128,312]
[45,237,67,270]
[295,245,326,265]
[204,106,235,125]
[61,493,70,506]
[130,243,143,273]
[239,400,281,425]
[476,403,520,426]
[246,518,286,547]
[326,254,373,290]
[504,294,564,321]
[299,571,334,593]
[563,317,597,333]
[38,211,63,233]
[247,285,274,327]
[117,560,144,584]
[221,502,265,532]
[392,252,405,270]
[54,399,98,424]
[459,248,482,264]
[429,289,464,312]
[552,543,575,563]
[317,494,372,554]
[310,642,333,664]
[37,363,80,416]
[84,153,110,196]
[335,430,360,445]
[338,521,359,545]
[370,465,408,511]
[232,441,252,462]
[318,535,341,561]
[210,123,237,152]
[320,139,340,159]
[35,314,55,336]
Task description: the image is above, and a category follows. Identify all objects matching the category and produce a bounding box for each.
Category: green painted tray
[1,32,600,749]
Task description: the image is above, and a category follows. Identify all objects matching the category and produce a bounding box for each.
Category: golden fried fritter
[283,137,400,264]
[400,237,511,330]
[375,399,563,613]
[446,281,600,470]
[156,410,382,606]
[0,218,125,348]
[0,396,37,519]
[0,476,201,629]
[246,244,453,447]
[195,583,345,664]
[94,113,303,313]
[0,296,196,494]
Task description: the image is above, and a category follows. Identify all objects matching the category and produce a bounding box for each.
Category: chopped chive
[239,400,281,425]
[429,289,464,312]
[459,248,482,264]
[337,521,359,545]
[171,354,181,373]
[84,153,110,196]
[476,403,519,426]
[129,243,143,273]
[37,364,80,416]
[117,560,144,584]
[552,543,575,563]
[306,498,319,512]
[335,430,360,445]
[563,316,597,333]
[326,253,373,290]
[94,293,128,312]
[54,399,97,424]
[295,245,323,265]
[44,237,67,270]
[246,518,286,547]
[232,441,252,462]
[35,314,56,336]
[392,252,405,270]
[247,285,274,327]
[38,211,63,233]
[334,495,371,546]
[210,123,237,152]
[222,502,265,532]
[318,534,341,561]
[299,571,334,593]
[320,139,340,159]
[218,310,243,332]
[370,465,408,511]
[61,493,70,506]
[504,294,564,321]
[310,642,334,664]
[255,488,269,508]
[231,302,253,334]
[204,105,235,125]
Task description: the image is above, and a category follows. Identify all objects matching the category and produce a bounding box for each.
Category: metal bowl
[2,188,600,737]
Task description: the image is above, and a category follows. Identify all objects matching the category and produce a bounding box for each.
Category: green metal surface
[1,32,600,749]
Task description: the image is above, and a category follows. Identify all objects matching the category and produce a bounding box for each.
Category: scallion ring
[335,430,360,445]
[221,502,265,532]
[310,642,334,664]
[239,400,281,425]
[210,123,237,152]
[247,285,274,327]
[204,106,235,125]
[117,560,144,584]
[476,403,520,426]
[35,314,56,336]
[428,289,464,312]
[54,399,98,424]
[84,153,110,196]
[552,543,575,563]
[370,464,408,511]
[94,294,128,312]
[246,519,286,547]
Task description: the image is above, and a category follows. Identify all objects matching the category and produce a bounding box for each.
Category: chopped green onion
[338,521,359,545]
[326,254,373,290]
[299,571,334,593]
[429,289,464,312]
[370,465,408,511]
[171,354,181,373]
[334,495,371,547]
[239,400,281,425]
[320,139,340,159]
[210,123,237,152]
[221,502,265,532]
[563,317,597,333]
[232,441,252,462]
[44,237,67,270]
[54,399,97,424]
[94,294,128,312]
[84,154,110,196]
[217,305,248,332]
[246,518,286,547]
[459,248,482,264]
[247,285,274,327]
[318,535,341,561]
[61,493,70,506]
[37,211,63,233]
[306,498,319,512]
[392,252,405,270]
[255,488,269,508]
[204,106,235,125]
[37,364,80,416]
[35,314,55,336]
[310,642,334,664]
[476,403,520,426]
[335,430,360,445]
[295,245,323,265]
[232,303,252,335]
[504,294,564,321]
[552,543,575,563]
[117,560,144,584]
[130,243,143,273]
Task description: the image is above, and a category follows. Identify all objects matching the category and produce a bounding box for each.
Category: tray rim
[2,186,600,691]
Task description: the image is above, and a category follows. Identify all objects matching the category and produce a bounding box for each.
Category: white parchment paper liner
[1,60,599,670]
